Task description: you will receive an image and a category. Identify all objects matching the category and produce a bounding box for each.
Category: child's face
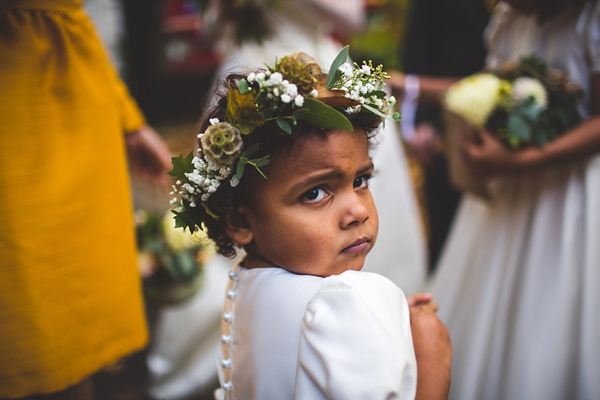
[233,129,378,277]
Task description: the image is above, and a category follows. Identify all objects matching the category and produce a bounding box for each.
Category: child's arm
[410,301,452,400]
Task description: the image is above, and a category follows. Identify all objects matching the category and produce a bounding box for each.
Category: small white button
[223,381,232,391]
[221,334,231,344]
[228,271,238,280]
[227,290,237,300]
[221,358,232,369]
[223,312,233,323]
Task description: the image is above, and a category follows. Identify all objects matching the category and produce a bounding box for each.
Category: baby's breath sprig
[330,60,400,121]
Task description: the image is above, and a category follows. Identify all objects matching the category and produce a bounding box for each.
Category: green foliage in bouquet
[135,210,215,304]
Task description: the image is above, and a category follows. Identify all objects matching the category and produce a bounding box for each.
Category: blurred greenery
[349,0,412,71]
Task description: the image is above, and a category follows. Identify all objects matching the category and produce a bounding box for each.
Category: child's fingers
[407,293,433,307]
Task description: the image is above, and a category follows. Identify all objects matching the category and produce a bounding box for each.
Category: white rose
[512,77,548,107]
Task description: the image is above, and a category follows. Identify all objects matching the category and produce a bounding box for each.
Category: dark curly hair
[197,71,383,258]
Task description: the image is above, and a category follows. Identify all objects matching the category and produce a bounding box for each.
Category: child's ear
[225,208,253,245]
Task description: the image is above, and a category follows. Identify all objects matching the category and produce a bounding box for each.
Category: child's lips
[341,237,370,254]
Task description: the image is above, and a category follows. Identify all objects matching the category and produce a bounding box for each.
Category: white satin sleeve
[294,271,417,400]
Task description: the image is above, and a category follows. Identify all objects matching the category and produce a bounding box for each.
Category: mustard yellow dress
[0,0,148,396]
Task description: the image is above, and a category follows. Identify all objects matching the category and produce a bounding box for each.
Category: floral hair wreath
[168,46,400,233]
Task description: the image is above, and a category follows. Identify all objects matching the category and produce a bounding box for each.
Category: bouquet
[443,55,583,197]
[135,210,215,304]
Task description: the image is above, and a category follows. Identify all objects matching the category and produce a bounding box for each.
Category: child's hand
[410,301,452,400]
[406,292,433,307]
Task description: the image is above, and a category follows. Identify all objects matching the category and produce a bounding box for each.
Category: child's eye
[354,174,371,189]
[302,187,327,203]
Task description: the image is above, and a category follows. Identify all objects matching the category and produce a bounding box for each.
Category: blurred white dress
[428,3,600,399]
[147,1,425,398]
[216,266,417,400]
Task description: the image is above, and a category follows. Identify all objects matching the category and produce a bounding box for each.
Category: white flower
[294,95,304,107]
[201,194,210,202]
[189,202,196,208]
[281,80,289,88]
[273,87,280,96]
[269,72,283,85]
[339,62,353,78]
[281,94,292,103]
[388,95,396,105]
[197,133,204,139]
[286,84,298,98]
[182,183,195,193]
[209,118,219,125]
[247,72,256,83]
[361,65,371,75]
[230,175,240,187]
[310,89,318,98]
[445,73,511,129]
[169,197,179,205]
[512,77,548,107]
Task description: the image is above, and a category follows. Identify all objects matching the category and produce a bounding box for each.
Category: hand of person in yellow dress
[125,125,172,183]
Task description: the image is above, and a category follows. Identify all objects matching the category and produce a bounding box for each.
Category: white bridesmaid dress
[428,3,600,399]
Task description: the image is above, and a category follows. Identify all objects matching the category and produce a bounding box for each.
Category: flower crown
[168,46,400,233]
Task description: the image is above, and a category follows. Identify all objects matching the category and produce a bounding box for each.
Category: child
[169,51,452,399]
[393,0,600,398]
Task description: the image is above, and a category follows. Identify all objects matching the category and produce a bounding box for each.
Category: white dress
[216,266,417,400]
[428,3,600,400]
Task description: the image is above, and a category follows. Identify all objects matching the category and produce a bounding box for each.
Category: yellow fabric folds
[0,0,148,396]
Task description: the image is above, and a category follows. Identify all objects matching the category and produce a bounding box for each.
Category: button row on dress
[221,358,232,369]
[228,270,239,280]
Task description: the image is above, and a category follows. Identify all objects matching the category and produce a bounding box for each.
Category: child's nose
[340,191,370,228]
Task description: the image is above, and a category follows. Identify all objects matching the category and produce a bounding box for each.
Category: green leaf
[243,143,260,158]
[326,45,349,90]
[365,90,387,99]
[361,103,388,119]
[293,98,353,131]
[168,151,195,179]
[250,155,270,167]
[391,112,401,121]
[172,209,197,233]
[238,78,250,94]
[276,118,292,134]
[507,113,532,141]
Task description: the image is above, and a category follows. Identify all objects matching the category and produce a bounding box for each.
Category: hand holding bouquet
[443,56,583,197]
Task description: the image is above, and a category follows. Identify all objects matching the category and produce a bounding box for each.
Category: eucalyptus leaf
[276,118,292,134]
[361,103,388,119]
[365,90,387,99]
[251,155,270,167]
[243,143,260,158]
[235,160,245,181]
[391,112,401,121]
[507,113,531,141]
[293,98,353,131]
[238,79,250,94]
[326,45,349,90]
